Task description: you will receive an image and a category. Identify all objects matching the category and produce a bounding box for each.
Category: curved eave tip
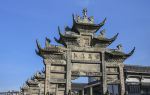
[54,37,61,43]
[114,33,119,39]
[25,80,28,84]
[110,33,119,42]
[54,37,66,47]
[35,49,41,56]
[100,29,106,33]
[58,26,64,37]
[72,13,74,18]
[36,39,42,50]
[98,17,106,27]
[45,37,51,43]
[128,47,136,56]
[104,17,107,22]
[58,26,60,32]
[72,14,76,23]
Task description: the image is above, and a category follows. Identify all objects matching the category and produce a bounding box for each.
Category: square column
[90,87,93,95]
[82,89,84,95]
[44,59,51,95]
[119,64,125,95]
[101,52,107,94]
[66,49,72,94]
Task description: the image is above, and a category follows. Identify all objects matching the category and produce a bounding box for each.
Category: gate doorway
[108,84,120,95]
[71,77,102,95]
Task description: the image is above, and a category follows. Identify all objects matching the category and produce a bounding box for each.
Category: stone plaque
[72,52,100,61]
[72,63,100,72]
[106,67,118,73]
[72,71,102,77]
[50,79,66,83]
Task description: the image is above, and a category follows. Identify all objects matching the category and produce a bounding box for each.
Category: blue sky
[0,0,150,91]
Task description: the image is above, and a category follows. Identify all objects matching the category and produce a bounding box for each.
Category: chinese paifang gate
[20,9,150,95]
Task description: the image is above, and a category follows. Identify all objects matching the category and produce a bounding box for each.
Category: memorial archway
[35,9,134,95]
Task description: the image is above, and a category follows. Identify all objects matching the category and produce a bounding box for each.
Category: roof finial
[117,44,123,51]
[83,8,87,18]
[45,37,51,47]
[100,29,106,37]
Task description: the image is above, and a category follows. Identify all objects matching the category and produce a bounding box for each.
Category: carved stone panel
[72,63,101,77]
[57,91,65,95]
[107,75,119,83]
[71,71,102,77]
[51,66,65,72]
[51,73,65,79]
[51,84,57,89]
[78,35,91,47]
[72,63,100,72]
[72,52,100,61]
[51,60,66,65]
[50,79,66,83]
[106,67,118,73]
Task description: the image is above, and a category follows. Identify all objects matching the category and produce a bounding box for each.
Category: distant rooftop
[124,64,150,73]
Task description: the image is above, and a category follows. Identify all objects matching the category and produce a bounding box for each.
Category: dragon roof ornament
[75,8,94,24]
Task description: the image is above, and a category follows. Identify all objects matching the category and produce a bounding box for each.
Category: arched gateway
[21,9,135,95]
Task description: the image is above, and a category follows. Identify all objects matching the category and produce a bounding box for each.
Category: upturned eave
[71,14,106,33]
[92,33,118,47]
[26,80,39,85]
[58,26,79,39]
[35,40,64,57]
[105,47,135,59]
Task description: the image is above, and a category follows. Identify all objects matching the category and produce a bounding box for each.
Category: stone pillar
[44,59,51,95]
[55,84,58,95]
[140,77,142,95]
[38,88,41,95]
[82,89,84,95]
[90,87,93,95]
[66,49,72,94]
[119,64,125,95]
[39,83,42,95]
[29,88,32,95]
[101,52,107,94]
